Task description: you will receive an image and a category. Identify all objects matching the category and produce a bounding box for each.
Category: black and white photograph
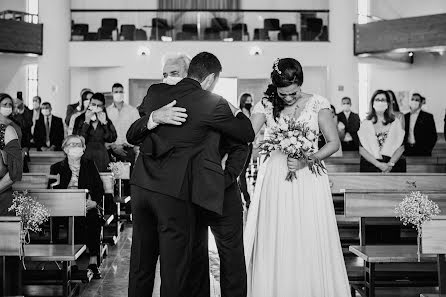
[0,0,446,297]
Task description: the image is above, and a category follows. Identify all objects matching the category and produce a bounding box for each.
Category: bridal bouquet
[394,191,440,261]
[259,116,326,181]
[108,161,130,180]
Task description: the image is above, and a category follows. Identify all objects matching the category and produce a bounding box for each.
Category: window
[357,0,370,119]
[26,0,39,23]
[357,0,369,24]
[213,77,238,107]
[27,64,38,107]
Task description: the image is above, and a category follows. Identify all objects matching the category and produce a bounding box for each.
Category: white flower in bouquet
[306,131,316,141]
[290,136,297,145]
[395,191,441,232]
[8,191,50,234]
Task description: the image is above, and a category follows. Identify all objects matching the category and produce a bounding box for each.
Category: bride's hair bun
[271,58,304,88]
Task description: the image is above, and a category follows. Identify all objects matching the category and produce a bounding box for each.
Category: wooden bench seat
[12,173,60,190]
[28,151,65,164]
[349,245,436,263]
[24,244,85,262]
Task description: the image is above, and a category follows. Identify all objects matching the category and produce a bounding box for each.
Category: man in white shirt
[404,93,437,156]
[336,97,360,151]
[107,83,140,163]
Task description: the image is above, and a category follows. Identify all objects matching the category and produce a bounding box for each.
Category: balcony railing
[71,9,329,42]
[0,10,39,24]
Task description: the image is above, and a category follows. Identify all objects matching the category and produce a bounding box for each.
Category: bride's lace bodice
[253,95,331,150]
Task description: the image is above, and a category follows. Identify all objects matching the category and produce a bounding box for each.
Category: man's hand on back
[152,100,188,125]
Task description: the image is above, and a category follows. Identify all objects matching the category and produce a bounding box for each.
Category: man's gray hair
[161,52,191,72]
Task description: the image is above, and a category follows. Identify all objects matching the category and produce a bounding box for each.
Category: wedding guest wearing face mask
[137,52,191,117]
[358,90,406,173]
[66,88,92,126]
[0,93,23,215]
[336,97,360,151]
[106,83,140,163]
[33,102,64,151]
[67,90,92,136]
[404,93,437,156]
[31,96,42,137]
[386,90,405,130]
[238,92,253,208]
[49,135,104,279]
[73,92,117,171]
[12,93,32,156]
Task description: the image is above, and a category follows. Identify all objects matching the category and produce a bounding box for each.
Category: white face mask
[41,109,51,117]
[0,107,12,117]
[342,104,351,112]
[89,106,102,113]
[113,93,124,103]
[66,147,84,159]
[163,76,183,85]
[373,101,388,113]
[409,100,420,111]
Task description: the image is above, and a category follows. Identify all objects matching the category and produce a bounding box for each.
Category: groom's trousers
[187,183,247,297]
[128,183,196,297]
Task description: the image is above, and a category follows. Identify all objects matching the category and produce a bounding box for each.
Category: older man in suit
[33,102,64,151]
[337,97,360,151]
[404,93,437,156]
[126,52,254,297]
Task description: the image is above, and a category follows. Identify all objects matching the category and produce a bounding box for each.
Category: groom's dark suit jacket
[126,78,254,214]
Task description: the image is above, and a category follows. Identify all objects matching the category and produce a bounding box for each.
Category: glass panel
[70,10,329,42]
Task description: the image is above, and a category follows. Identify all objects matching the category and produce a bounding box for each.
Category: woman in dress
[49,135,104,278]
[73,92,117,172]
[0,93,23,215]
[244,58,350,297]
[358,90,406,173]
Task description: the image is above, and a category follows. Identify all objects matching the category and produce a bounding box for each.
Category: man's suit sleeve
[221,138,249,188]
[54,117,64,150]
[425,113,437,152]
[34,119,44,149]
[206,98,255,143]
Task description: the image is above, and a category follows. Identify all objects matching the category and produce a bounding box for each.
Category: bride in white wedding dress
[244,58,351,297]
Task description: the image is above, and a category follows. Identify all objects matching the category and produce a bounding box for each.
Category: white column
[38,0,70,117]
[328,0,359,112]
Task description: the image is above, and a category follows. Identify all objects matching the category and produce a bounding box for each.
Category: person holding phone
[73,92,117,171]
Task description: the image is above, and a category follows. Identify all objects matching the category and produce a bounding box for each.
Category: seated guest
[31,95,42,139]
[337,97,360,151]
[358,90,406,172]
[74,92,117,171]
[386,90,405,129]
[319,105,343,157]
[0,93,23,215]
[49,135,104,278]
[66,88,92,126]
[33,102,64,151]
[404,93,437,156]
[67,90,92,136]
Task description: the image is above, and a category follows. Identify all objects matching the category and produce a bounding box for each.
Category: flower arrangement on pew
[395,191,441,261]
[8,191,50,244]
[259,116,326,181]
[108,161,130,180]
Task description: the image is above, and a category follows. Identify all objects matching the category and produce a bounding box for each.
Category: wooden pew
[421,216,446,296]
[100,173,120,246]
[22,189,87,297]
[112,162,132,222]
[0,217,22,296]
[345,189,446,297]
[28,162,51,174]
[12,173,60,191]
[28,151,65,164]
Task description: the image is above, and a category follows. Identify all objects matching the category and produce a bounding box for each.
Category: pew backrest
[29,151,65,164]
[0,217,21,256]
[28,162,51,174]
[344,189,446,218]
[422,216,446,255]
[329,173,446,193]
[111,162,131,180]
[12,173,60,191]
[27,189,87,217]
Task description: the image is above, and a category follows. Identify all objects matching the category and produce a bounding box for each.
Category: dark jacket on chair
[127,78,255,215]
[33,115,64,151]
[404,110,437,156]
[337,111,360,151]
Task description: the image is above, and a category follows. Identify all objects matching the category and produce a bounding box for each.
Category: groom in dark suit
[126,52,254,297]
